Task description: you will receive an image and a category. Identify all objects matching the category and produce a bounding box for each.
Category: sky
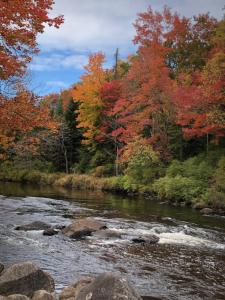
[29,0,225,96]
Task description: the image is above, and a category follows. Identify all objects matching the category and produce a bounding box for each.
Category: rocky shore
[0,261,143,300]
[0,217,160,299]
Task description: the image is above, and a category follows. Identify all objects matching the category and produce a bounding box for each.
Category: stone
[62,218,107,239]
[132,235,159,245]
[32,290,55,300]
[200,208,214,215]
[93,229,121,239]
[0,262,54,297]
[75,272,142,300]
[15,222,51,231]
[43,229,58,236]
[0,263,4,275]
[59,278,93,300]
[8,295,30,300]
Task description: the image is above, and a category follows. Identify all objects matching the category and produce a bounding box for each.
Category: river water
[0,182,225,300]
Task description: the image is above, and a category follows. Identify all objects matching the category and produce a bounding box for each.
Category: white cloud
[30,53,88,72]
[38,0,224,56]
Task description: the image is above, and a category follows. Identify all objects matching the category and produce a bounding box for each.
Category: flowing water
[0,182,225,300]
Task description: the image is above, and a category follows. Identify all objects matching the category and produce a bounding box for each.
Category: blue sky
[29,0,225,96]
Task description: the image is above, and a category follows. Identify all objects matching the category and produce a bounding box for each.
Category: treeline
[0,6,225,208]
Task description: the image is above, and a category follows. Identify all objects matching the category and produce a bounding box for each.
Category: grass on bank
[0,150,225,210]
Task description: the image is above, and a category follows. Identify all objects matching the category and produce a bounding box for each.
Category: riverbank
[0,168,224,215]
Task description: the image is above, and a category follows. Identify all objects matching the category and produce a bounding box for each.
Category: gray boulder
[0,263,4,275]
[75,272,142,300]
[8,295,30,300]
[43,229,58,236]
[200,208,213,215]
[15,222,51,231]
[0,295,30,300]
[32,290,55,300]
[0,262,54,297]
[93,229,121,239]
[62,218,107,239]
[59,278,93,300]
[132,235,159,245]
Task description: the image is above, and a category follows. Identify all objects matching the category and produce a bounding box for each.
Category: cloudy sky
[29,0,224,95]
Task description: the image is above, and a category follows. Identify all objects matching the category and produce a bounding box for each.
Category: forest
[0,1,225,211]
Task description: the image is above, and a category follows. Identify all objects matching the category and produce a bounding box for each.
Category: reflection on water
[0,182,225,300]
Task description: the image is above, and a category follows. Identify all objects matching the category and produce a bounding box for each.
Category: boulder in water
[0,262,54,297]
[0,263,4,275]
[32,290,55,300]
[43,229,58,236]
[200,208,213,215]
[62,218,107,239]
[59,278,93,300]
[75,272,142,300]
[8,295,30,300]
[15,222,51,231]
[93,229,121,239]
[132,235,159,245]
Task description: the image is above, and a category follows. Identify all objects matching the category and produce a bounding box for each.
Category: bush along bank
[0,150,225,215]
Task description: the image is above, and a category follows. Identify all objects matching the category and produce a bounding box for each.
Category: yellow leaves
[72,53,107,143]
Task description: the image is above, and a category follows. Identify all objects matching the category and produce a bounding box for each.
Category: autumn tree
[174,17,225,146]
[0,0,63,95]
[72,53,107,144]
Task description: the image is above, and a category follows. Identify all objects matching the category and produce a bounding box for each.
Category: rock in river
[32,290,55,300]
[62,218,107,239]
[200,208,214,215]
[0,295,30,300]
[132,235,159,245]
[15,221,51,231]
[93,229,122,239]
[43,229,58,236]
[75,272,142,300]
[0,262,54,297]
[0,263,4,275]
[59,277,93,300]
[8,295,30,300]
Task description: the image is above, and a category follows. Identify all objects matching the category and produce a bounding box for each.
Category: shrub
[153,175,203,203]
[122,139,165,186]
[202,157,225,209]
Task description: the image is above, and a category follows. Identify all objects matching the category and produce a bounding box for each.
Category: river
[0,182,225,300]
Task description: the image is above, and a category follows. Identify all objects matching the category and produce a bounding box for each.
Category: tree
[72,53,107,144]
[0,0,63,89]
[174,17,225,145]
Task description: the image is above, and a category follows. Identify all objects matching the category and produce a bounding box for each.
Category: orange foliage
[72,53,107,143]
[0,0,63,80]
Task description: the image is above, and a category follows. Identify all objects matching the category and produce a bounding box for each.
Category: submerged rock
[32,290,55,300]
[43,229,58,236]
[0,295,30,300]
[59,278,93,300]
[8,295,30,300]
[132,235,159,245]
[62,218,107,239]
[15,222,51,231]
[75,272,142,300]
[0,262,54,297]
[93,229,122,239]
[200,208,213,215]
[0,263,4,275]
